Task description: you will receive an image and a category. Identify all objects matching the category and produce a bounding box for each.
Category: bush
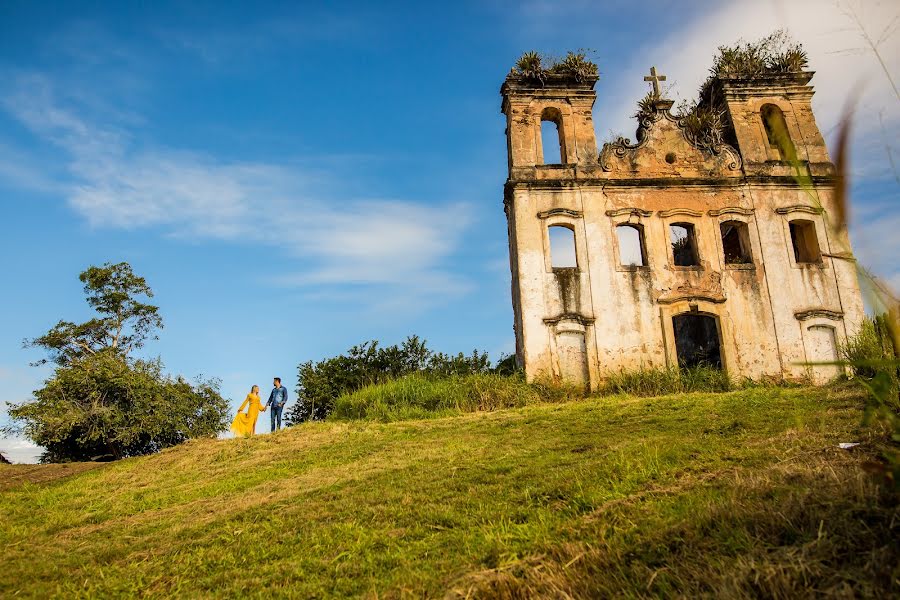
[286,336,496,424]
[512,50,598,84]
[600,366,734,397]
[842,316,899,384]
[7,353,229,462]
[331,373,575,422]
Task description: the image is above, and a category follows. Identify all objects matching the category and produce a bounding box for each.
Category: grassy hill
[1,385,897,598]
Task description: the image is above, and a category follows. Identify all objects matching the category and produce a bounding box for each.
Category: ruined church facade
[501,68,864,388]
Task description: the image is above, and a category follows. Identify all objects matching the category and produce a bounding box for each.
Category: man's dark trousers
[270,404,284,432]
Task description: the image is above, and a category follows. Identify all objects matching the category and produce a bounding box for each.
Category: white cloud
[1,72,472,307]
[0,436,42,464]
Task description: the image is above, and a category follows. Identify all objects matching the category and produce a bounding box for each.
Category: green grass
[331,373,578,422]
[1,385,896,598]
[600,365,736,396]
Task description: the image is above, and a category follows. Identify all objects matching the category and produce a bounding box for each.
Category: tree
[27,262,162,366]
[8,263,229,462]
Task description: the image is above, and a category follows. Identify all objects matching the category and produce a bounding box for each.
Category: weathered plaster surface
[501,71,863,388]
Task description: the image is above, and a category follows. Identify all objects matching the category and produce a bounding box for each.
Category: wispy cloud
[1,67,472,310]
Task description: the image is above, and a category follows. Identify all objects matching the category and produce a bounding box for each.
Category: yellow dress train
[230,393,264,436]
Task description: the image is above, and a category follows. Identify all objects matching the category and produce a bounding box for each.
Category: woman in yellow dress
[230,385,266,437]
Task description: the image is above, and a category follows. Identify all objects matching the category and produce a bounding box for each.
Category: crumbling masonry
[501,67,864,388]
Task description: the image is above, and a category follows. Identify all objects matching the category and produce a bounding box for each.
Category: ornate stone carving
[543,313,595,326]
[537,208,583,219]
[708,207,755,217]
[658,208,703,218]
[605,208,653,218]
[794,308,843,321]
[656,275,726,305]
[775,205,823,215]
[599,100,742,172]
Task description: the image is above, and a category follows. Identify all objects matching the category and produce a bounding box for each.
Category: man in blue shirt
[266,377,288,432]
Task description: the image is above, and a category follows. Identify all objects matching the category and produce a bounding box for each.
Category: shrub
[286,336,496,424]
[331,373,577,422]
[6,353,229,462]
[842,316,899,383]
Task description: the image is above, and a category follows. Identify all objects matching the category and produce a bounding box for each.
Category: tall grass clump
[331,373,570,422]
[842,316,899,385]
[600,366,733,397]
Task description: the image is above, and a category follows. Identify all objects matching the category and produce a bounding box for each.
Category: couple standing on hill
[230,378,289,436]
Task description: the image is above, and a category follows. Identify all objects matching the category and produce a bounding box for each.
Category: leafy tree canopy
[8,354,228,462]
[8,262,228,462]
[27,262,162,366]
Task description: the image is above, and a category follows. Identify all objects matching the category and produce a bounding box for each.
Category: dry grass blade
[830,95,859,233]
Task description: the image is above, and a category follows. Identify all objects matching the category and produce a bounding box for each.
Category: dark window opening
[673,313,722,369]
[548,225,577,268]
[720,220,752,264]
[670,223,699,267]
[539,107,565,165]
[616,224,647,266]
[789,219,822,264]
[761,104,796,161]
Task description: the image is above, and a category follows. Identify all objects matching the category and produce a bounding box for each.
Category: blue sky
[1,0,897,460]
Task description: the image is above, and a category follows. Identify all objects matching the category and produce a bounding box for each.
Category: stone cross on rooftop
[644,66,667,96]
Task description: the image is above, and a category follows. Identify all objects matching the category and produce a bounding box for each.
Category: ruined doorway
[556,330,589,388]
[673,313,722,369]
[804,324,841,384]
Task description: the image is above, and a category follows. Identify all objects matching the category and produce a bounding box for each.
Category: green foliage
[676,99,727,152]
[2,386,895,597]
[9,262,228,462]
[285,336,495,424]
[599,366,735,397]
[513,50,598,84]
[840,315,900,487]
[666,31,808,155]
[331,373,580,422]
[7,353,228,462]
[547,51,598,80]
[710,30,808,78]
[514,50,544,82]
[634,90,660,121]
[27,262,162,366]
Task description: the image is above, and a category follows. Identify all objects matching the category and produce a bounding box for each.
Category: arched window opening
[539,108,564,165]
[673,313,722,369]
[616,224,647,266]
[788,219,821,264]
[670,223,699,267]
[761,104,796,161]
[548,225,577,268]
[720,220,752,264]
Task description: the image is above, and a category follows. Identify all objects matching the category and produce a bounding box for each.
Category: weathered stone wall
[502,70,863,388]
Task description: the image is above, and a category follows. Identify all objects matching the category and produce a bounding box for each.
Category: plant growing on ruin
[664,31,809,154]
[512,50,598,85]
[514,51,545,84]
[548,51,599,81]
[710,30,808,78]
[634,90,660,122]
[676,99,727,152]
